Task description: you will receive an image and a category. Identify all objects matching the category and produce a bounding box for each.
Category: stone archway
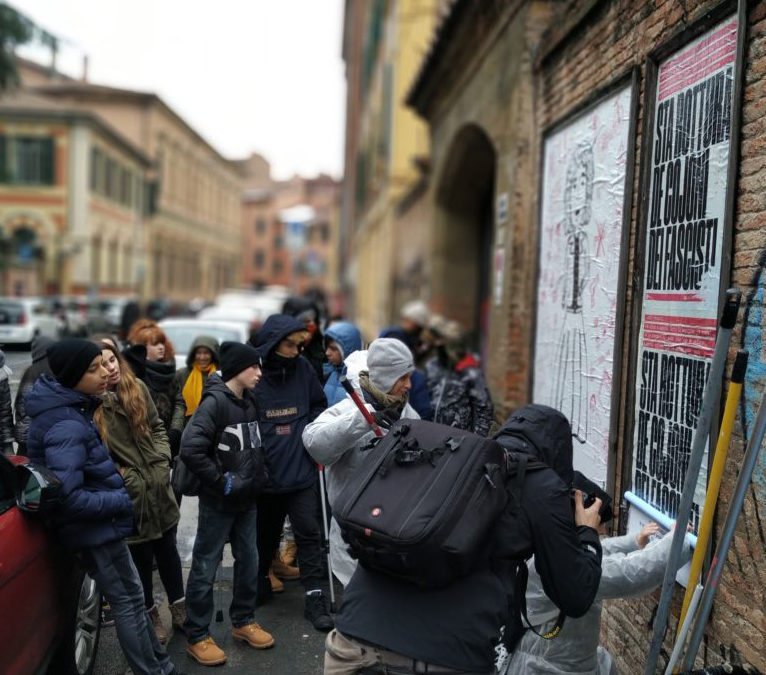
[432,124,496,361]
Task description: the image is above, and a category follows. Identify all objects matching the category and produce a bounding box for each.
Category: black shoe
[101,599,115,627]
[304,592,334,632]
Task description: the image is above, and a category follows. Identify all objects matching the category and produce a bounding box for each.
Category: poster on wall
[533,83,634,488]
[630,15,739,534]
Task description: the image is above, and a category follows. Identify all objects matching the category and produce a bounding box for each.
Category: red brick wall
[538,0,766,670]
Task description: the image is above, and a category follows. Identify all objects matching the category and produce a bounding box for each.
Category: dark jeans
[129,526,185,609]
[184,500,259,643]
[80,540,173,675]
[257,480,324,589]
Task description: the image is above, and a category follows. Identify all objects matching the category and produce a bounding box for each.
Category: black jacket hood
[255,314,306,359]
[494,403,574,486]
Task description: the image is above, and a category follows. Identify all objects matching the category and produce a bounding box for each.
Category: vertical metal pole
[680,389,766,670]
[665,584,703,674]
[644,289,740,674]
[318,466,336,612]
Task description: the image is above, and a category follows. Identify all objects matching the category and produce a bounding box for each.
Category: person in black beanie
[25,338,179,674]
[181,340,273,666]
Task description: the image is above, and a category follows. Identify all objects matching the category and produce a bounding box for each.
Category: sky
[10,0,346,180]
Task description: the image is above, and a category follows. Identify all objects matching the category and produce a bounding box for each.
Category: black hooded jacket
[281,296,327,384]
[335,404,602,673]
[254,314,327,493]
[180,374,266,513]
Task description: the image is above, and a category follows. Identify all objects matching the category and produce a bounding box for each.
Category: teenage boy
[25,338,180,675]
[181,341,273,666]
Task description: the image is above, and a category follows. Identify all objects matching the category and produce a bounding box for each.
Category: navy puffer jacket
[25,374,134,550]
[254,314,327,493]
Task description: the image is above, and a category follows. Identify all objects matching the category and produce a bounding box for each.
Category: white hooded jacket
[301,349,420,586]
[502,530,691,674]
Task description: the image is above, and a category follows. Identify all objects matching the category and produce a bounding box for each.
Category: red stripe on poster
[643,330,716,349]
[646,293,703,302]
[642,339,715,359]
[644,322,717,339]
[644,315,718,327]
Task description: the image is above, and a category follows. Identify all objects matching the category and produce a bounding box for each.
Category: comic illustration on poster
[631,16,738,533]
[533,84,633,488]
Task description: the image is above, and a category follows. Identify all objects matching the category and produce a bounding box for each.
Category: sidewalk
[95,496,329,674]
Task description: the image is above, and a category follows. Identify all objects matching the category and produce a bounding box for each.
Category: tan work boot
[232,622,275,649]
[272,553,300,580]
[269,568,284,593]
[187,636,227,665]
[280,539,297,566]
[169,598,186,632]
[148,604,168,644]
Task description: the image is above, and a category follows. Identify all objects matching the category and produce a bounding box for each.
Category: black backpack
[334,419,520,588]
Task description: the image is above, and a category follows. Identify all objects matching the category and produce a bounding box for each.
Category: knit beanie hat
[47,338,103,389]
[367,337,415,393]
[220,341,262,381]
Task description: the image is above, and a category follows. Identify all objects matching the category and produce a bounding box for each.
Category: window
[0,136,55,185]
[253,249,265,269]
[272,260,283,276]
[274,235,284,250]
[255,217,266,235]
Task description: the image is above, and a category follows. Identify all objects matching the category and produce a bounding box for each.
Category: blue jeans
[184,500,260,643]
[80,540,173,675]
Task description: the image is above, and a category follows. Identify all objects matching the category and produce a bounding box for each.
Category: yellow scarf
[182,363,217,417]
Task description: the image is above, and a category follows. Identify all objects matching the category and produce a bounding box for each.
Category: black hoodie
[336,404,602,672]
[254,314,327,493]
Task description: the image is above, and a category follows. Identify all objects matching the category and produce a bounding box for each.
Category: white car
[158,318,251,369]
[0,297,62,346]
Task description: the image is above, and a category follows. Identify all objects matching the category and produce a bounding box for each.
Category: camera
[570,488,597,510]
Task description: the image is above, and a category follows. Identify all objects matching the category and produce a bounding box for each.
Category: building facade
[343,0,766,670]
[18,62,243,302]
[0,86,150,297]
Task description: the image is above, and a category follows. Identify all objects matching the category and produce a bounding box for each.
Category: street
[4,347,328,674]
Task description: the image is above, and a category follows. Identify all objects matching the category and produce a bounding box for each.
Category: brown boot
[269,568,284,593]
[232,622,275,649]
[169,598,186,633]
[187,636,227,665]
[148,604,168,645]
[280,539,298,566]
[272,552,300,580]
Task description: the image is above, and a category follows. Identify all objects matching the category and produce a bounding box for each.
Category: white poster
[631,16,737,533]
[533,85,633,487]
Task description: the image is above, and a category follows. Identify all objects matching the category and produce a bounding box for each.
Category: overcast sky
[10,0,346,180]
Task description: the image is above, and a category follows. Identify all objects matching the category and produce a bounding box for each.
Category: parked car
[0,297,62,346]
[0,454,101,674]
[158,318,250,369]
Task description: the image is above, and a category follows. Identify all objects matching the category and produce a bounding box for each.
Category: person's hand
[637,521,660,548]
[574,490,602,531]
[372,408,399,430]
[223,472,237,496]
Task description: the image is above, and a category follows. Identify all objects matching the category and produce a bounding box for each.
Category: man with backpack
[180,342,273,666]
[303,337,421,586]
[323,404,604,674]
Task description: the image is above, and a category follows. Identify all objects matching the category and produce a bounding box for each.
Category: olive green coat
[101,379,179,544]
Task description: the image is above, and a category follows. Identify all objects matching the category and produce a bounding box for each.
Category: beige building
[19,60,243,302]
[341,0,440,340]
[0,84,151,297]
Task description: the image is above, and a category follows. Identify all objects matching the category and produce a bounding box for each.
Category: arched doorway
[433,124,496,363]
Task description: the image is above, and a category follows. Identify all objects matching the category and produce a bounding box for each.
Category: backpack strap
[515,560,566,640]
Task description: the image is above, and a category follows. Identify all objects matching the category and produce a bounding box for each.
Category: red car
[0,454,101,675]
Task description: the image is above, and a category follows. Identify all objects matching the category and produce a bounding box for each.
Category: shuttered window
[0,136,55,185]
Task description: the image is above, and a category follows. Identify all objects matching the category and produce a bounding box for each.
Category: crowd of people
[0,296,683,674]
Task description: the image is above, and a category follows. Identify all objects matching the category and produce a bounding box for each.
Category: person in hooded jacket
[25,338,179,675]
[323,404,604,675]
[282,296,327,384]
[425,320,494,436]
[253,313,331,631]
[127,319,177,431]
[94,341,185,646]
[0,348,13,454]
[13,335,55,454]
[503,517,690,675]
[169,335,220,456]
[322,320,362,407]
[181,341,273,666]
[303,338,420,587]
[378,326,433,420]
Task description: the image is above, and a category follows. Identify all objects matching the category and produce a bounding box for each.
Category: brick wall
[537,0,766,670]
